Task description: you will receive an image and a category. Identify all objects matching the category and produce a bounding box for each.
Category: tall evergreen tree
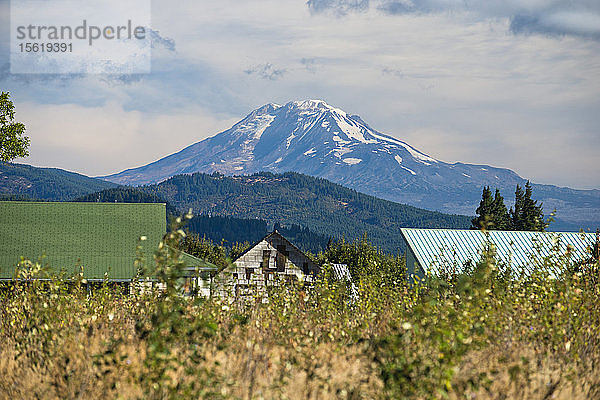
[511,184,525,230]
[521,181,546,231]
[471,186,494,230]
[472,187,511,230]
[511,181,546,231]
[491,189,511,230]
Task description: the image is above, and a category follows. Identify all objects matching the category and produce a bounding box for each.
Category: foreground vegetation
[1,223,599,399]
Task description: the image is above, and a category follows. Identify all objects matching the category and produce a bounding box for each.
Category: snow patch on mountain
[396,142,437,165]
[343,158,362,165]
[332,113,377,144]
[401,166,417,175]
[330,147,353,159]
[290,99,346,116]
[369,131,438,164]
[303,118,320,132]
[332,135,350,145]
[286,132,296,149]
[238,114,275,140]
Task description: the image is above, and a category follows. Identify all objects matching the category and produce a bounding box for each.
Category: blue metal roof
[401,229,596,275]
[331,263,352,281]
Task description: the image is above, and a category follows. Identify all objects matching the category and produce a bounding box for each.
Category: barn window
[276,245,288,272]
[262,250,271,270]
[245,268,253,281]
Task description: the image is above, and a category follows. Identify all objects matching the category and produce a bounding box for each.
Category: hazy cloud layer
[150,30,177,51]
[300,58,318,74]
[17,101,238,177]
[1,0,598,189]
[307,0,369,15]
[244,63,287,80]
[308,0,600,39]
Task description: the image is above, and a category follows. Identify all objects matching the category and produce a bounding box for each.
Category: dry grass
[1,319,599,399]
[1,294,598,400]
[452,343,600,400]
[1,235,599,399]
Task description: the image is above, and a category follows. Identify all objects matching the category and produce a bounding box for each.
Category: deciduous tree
[0,92,29,162]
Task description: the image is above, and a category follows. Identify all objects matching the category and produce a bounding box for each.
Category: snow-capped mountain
[102,100,599,229]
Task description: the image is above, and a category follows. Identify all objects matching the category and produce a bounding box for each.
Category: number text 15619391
[18,43,73,52]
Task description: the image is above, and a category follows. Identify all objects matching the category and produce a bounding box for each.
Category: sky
[0,0,599,189]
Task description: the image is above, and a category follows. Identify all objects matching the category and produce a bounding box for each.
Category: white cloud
[16,101,238,176]
[308,0,600,39]
[3,0,599,189]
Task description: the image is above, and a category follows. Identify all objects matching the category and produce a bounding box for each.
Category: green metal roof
[177,248,218,272]
[0,201,167,280]
[401,228,596,275]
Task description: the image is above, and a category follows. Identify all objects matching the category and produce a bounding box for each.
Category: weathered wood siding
[214,232,319,299]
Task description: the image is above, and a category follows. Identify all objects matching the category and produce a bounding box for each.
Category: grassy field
[1,227,599,399]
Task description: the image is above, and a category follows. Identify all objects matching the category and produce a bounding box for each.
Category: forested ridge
[142,171,471,253]
[72,185,331,253]
[1,166,472,253]
[0,162,115,201]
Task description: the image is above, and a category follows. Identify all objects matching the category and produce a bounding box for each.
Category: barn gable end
[215,231,319,299]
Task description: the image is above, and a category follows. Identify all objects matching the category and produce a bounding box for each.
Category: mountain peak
[97,100,509,200]
[99,100,600,229]
[285,99,346,115]
[249,103,281,117]
[250,99,347,119]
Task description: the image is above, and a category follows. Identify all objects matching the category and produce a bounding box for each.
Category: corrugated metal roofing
[0,201,215,280]
[401,228,596,275]
[331,263,352,281]
[330,263,358,299]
